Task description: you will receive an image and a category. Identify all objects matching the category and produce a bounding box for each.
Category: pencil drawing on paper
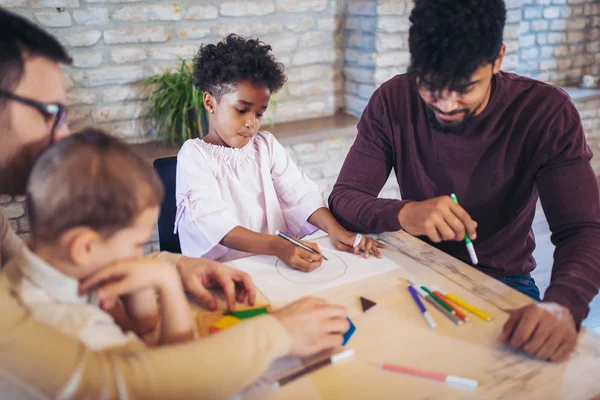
[275,250,349,284]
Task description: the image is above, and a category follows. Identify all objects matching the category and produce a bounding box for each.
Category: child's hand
[79,260,181,301]
[81,259,193,345]
[329,229,385,259]
[101,296,159,336]
[275,238,323,272]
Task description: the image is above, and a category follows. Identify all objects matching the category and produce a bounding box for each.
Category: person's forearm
[307,207,345,234]
[329,181,408,233]
[328,139,406,233]
[145,251,182,267]
[0,274,291,400]
[157,276,194,345]
[221,226,281,256]
[538,158,600,328]
[543,225,600,328]
[122,289,159,336]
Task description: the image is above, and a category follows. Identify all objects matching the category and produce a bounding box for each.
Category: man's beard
[0,151,36,195]
[426,106,476,134]
[0,133,43,195]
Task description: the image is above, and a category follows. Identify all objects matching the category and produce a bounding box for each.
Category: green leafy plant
[144,60,207,144]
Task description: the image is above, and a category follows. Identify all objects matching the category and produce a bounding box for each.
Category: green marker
[420,285,454,314]
[451,193,479,265]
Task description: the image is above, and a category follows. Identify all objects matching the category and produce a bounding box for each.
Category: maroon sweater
[329,71,600,326]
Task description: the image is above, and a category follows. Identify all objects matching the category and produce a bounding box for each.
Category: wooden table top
[198,231,600,400]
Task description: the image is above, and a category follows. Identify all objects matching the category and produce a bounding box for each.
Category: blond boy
[5,129,193,349]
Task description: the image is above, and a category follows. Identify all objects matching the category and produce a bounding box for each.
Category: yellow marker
[444,292,492,322]
[213,315,242,330]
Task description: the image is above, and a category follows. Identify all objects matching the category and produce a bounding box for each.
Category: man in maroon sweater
[330,0,600,362]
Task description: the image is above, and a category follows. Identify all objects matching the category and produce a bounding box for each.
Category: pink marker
[380,362,478,389]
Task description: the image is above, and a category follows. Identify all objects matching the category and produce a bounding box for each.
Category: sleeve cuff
[177,209,239,258]
[281,193,326,237]
[376,199,409,233]
[543,284,589,330]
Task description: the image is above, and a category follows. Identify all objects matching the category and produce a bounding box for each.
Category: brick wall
[342,0,599,118]
[342,0,378,116]
[4,0,595,133]
[517,0,600,85]
[1,0,345,142]
[2,0,599,251]
[342,0,524,119]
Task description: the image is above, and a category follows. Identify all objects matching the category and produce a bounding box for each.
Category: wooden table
[199,231,600,399]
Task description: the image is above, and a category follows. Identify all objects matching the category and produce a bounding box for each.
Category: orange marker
[432,288,470,322]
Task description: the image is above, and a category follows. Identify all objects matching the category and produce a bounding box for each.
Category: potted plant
[144,59,208,144]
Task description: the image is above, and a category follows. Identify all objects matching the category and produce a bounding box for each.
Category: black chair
[153,156,181,254]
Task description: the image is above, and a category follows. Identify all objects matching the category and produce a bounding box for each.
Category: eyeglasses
[0,89,68,144]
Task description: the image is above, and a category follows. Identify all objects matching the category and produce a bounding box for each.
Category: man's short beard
[0,112,36,195]
[426,106,476,134]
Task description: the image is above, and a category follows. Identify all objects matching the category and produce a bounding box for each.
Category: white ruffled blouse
[175,131,325,262]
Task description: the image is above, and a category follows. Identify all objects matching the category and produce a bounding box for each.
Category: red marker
[380,362,478,389]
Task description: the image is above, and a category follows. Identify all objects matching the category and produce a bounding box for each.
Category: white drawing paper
[227,239,399,305]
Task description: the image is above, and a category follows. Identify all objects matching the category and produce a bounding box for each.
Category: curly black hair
[408,0,506,90]
[193,34,287,100]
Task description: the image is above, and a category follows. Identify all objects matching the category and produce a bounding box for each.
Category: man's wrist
[543,285,587,330]
[397,201,414,229]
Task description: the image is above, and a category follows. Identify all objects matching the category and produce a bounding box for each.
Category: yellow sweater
[0,210,291,399]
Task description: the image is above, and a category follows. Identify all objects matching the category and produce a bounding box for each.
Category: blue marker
[408,285,436,329]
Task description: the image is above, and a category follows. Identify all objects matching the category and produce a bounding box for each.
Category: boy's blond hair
[27,128,164,242]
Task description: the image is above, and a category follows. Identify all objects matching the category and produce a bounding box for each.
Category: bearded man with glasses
[0,20,71,195]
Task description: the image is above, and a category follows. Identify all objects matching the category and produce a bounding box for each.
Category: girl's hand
[329,229,385,259]
[274,237,323,272]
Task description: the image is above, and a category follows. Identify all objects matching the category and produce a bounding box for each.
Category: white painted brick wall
[13,0,596,134]
[518,0,599,85]
[4,1,344,142]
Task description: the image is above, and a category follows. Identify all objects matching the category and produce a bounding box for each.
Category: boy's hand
[79,260,181,301]
[329,229,385,259]
[273,297,348,357]
[274,238,323,272]
[81,259,193,345]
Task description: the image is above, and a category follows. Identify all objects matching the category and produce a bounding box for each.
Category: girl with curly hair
[175,34,384,272]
